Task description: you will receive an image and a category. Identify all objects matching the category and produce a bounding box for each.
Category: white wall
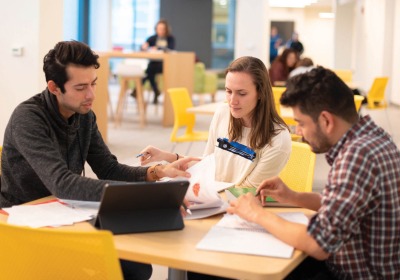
[267,6,334,68]
[334,1,354,69]
[234,0,269,65]
[352,0,397,102]
[0,0,64,144]
[89,0,112,51]
[391,0,400,105]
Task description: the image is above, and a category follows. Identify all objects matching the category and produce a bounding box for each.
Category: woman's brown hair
[225,56,288,150]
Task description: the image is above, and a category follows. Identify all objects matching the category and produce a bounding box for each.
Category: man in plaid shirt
[228,67,400,279]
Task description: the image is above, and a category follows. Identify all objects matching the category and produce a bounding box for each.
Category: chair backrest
[272,87,286,116]
[366,77,389,107]
[279,141,316,193]
[194,62,206,93]
[115,61,144,77]
[0,222,123,280]
[194,62,218,95]
[167,88,196,141]
[333,69,353,83]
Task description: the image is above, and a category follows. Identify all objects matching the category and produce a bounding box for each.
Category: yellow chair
[167,88,209,153]
[366,77,389,109]
[279,141,316,192]
[333,69,353,83]
[354,95,364,112]
[272,87,301,141]
[272,86,286,116]
[0,222,123,280]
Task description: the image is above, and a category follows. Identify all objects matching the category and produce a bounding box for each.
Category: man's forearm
[292,191,322,211]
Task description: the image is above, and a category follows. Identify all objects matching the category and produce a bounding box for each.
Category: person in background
[228,67,400,279]
[269,26,282,64]
[286,32,304,56]
[269,48,298,86]
[288,57,314,78]
[133,19,175,104]
[139,56,291,190]
[0,40,197,280]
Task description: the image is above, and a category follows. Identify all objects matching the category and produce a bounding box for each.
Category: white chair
[114,62,146,127]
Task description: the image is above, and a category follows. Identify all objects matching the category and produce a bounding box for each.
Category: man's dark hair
[280,66,358,123]
[43,40,100,93]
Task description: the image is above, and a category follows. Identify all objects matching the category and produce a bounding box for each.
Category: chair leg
[384,109,392,135]
[115,78,128,127]
[170,143,177,153]
[185,142,193,155]
[107,88,115,121]
[134,77,146,128]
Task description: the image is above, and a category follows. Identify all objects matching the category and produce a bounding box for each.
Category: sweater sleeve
[7,106,147,203]
[85,112,148,182]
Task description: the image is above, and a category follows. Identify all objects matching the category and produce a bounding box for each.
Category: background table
[93,51,195,141]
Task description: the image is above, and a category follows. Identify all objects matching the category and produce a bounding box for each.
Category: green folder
[226,187,276,202]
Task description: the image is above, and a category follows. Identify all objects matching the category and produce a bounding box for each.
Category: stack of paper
[3,201,95,228]
[196,212,308,258]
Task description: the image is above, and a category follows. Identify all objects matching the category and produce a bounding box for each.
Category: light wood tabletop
[1,196,313,280]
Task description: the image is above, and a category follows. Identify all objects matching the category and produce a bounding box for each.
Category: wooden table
[93,51,195,141]
[1,197,312,280]
[187,102,294,119]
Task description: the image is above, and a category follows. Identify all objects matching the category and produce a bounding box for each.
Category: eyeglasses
[217,138,256,161]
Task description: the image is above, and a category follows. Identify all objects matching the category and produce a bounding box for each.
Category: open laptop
[93,180,190,234]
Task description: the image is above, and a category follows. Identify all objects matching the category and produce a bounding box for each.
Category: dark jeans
[187,257,337,280]
[143,61,163,99]
[120,259,152,280]
[285,257,337,280]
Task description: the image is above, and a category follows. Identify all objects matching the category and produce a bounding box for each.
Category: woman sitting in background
[289,57,314,78]
[269,48,298,86]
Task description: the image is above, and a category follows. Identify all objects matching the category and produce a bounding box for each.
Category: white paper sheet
[3,201,94,228]
[196,212,309,258]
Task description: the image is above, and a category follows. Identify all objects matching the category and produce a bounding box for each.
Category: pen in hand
[136,152,151,159]
[182,204,192,215]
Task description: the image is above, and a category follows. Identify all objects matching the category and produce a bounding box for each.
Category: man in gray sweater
[0,40,195,280]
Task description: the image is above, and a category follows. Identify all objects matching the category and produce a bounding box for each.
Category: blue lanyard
[216,138,256,161]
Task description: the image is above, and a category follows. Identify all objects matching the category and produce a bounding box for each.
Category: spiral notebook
[196,212,308,258]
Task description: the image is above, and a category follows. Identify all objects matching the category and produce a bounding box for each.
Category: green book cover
[226,187,276,202]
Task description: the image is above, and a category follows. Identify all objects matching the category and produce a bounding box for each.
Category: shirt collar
[325,115,373,166]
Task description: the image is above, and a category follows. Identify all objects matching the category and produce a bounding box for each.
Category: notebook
[93,180,189,234]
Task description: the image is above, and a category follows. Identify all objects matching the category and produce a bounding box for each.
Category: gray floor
[88,85,399,280]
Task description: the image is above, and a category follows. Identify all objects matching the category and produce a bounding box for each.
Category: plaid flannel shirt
[308,115,400,279]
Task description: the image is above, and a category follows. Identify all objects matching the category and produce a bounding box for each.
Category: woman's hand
[157,157,201,179]
[138,146,176,165]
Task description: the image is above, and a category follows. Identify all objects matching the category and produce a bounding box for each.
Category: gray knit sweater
[0,89,148,207]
